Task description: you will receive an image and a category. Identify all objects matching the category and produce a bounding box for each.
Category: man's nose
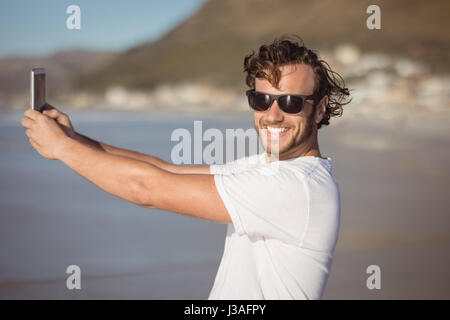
[265,100,284,123]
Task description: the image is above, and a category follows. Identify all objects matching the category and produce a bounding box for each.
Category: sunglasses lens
[248,92,271,111]
[278,95,304,114]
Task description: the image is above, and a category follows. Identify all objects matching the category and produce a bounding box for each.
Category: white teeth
[266,127,288,133]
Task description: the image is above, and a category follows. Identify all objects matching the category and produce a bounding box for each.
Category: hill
[73,0,450,92]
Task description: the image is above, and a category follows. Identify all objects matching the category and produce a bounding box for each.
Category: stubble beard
[256,112,315,159]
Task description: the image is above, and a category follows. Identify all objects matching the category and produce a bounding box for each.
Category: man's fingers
[24,108,42,120]
[42,107,70,125]
[29,138,39,148]
[42,108,62,118]
[21,117,34,128]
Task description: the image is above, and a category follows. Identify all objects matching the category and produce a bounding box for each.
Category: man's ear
[315,95,328,125]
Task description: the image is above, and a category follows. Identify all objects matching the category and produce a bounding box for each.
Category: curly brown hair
[243,35,351,129]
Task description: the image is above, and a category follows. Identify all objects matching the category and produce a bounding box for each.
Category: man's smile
[260,125,291,138]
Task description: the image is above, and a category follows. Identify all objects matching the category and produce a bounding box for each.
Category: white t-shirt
[208,153,340,300]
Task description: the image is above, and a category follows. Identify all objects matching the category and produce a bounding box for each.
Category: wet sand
[0,109,449,299]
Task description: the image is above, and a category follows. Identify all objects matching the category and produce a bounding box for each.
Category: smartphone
[30,67,46,112]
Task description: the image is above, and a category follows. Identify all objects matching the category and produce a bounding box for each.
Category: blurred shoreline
[2,101,450,139]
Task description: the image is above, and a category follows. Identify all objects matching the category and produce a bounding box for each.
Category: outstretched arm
[21,108,229,223]
[74,132,209,174]
[42,106,209,175]
[59,138,229,222]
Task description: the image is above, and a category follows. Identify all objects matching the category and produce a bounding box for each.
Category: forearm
[74,131,209,174]
[57,136,161,206]
[73,132,105,152]
[74,132,176,171]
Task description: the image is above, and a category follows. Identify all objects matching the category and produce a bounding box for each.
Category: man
[21,37,350,299]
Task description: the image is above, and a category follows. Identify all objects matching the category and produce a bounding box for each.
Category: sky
[0,0,206,57]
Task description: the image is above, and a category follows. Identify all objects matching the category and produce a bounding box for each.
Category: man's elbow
[133,186,156,208]
[129,172,156,207]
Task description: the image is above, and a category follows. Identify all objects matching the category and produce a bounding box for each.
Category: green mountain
[74,0,450,92]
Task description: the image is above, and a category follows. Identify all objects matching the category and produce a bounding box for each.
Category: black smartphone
[30,67,46,112]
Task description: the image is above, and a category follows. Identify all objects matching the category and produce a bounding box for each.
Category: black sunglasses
[246,89,316,114]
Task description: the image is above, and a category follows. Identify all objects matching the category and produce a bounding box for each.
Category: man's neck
[265,137,323,163]
[265,149,322,163]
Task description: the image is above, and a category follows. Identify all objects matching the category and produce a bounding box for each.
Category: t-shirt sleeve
[213,164,310,245]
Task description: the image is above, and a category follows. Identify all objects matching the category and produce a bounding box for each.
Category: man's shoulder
[212,154,334,184]
[278,156,336,189]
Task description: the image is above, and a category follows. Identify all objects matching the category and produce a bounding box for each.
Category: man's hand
[41,104,76,139]
[21,108,70,160]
